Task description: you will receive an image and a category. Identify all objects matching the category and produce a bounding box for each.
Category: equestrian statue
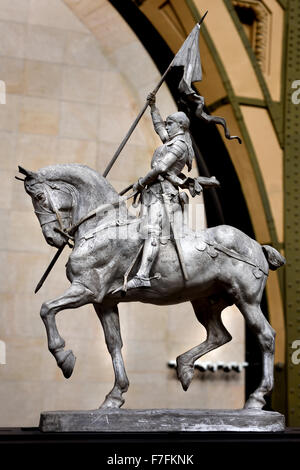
[16,14,285,413]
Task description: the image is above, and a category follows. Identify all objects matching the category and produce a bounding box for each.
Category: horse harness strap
[43,184,65,231]
[40,182,267,278]
[33,183,138,293]
[40,181,138,244]
[68,190,138,237]
[196,239,268,277]
[81,218,141,241]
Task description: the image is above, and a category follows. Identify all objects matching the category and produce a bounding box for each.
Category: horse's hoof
[59,350,76,379]
[99,395,125,409]
[244,395,265,410]
[176,358,194,391]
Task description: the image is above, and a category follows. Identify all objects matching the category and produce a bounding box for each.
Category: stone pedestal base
[40,408,285,433]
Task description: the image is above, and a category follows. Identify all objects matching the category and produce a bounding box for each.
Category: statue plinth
[39,408,285,433]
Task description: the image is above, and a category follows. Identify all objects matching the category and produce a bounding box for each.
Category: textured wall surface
[0,0,244,427]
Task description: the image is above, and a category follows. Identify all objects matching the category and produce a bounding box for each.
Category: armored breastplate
[151,135,187,176]
[151,144,167,169]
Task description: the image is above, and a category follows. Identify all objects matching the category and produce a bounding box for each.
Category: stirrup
[110,276,150,294]
[111,273,161,294]
[126,275,152,289]
[125,273,161,291]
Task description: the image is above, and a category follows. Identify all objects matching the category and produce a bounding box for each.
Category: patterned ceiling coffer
[232,0,271,74]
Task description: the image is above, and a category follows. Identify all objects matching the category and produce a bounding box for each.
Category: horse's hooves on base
[244,395,265,410]
[176,359,194,391]
[60,350,76,379]
[99,396,125,409]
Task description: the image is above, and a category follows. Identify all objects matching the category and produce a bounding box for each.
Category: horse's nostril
[47,236,54,245]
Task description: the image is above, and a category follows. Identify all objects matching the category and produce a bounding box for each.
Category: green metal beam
[236,97,266,107]
[284,0,300,427]
[206,96,230,114]
[207,96,266,113]
[223,0,284,148]
[277,0,287,9]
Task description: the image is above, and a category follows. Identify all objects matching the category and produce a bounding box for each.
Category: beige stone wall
[240,106,283,242]
[0,0,244,427]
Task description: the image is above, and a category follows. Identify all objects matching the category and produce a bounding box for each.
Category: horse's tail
[262,245,286,271]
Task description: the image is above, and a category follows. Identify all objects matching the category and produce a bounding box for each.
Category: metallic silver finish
[40,408,285,433]
[21,162,285,411]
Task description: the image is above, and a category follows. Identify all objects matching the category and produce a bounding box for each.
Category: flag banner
[171,13,242,144]
[172,23,202,95]
[196,106,242,144]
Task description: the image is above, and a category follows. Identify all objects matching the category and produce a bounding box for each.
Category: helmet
[167,111,190,130]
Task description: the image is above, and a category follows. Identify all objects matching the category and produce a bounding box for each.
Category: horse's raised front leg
[177,299,232,391]
[40,282,95,378]
[237,301,275,410]
[94,304,129,409]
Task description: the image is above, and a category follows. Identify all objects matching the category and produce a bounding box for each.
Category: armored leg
[126,200,162,289]
[134,234,159,284]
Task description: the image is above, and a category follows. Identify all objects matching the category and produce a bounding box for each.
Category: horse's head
[18,166,73,248]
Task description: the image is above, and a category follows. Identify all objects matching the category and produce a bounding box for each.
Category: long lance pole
[35,244,65,293]
[34,13,208,293]
[103,12,207,178]
[102,62,173,178]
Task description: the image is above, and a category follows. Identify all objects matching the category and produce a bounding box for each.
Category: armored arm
[134,152,178,191]
[135,137,188,190]
[147,93,168,143]
[134,152,177,189]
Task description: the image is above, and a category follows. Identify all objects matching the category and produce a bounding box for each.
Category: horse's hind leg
[237,300,275,409]
[40,282,95,378]
[94,303,129,409]
[177,299,232,391]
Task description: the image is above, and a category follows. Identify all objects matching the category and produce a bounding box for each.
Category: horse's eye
[37,193,46,202]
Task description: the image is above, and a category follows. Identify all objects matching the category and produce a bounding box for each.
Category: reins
[38,182,137,245]
[33,183,137,293]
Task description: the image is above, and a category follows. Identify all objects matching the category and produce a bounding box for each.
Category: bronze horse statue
[19,163,285,410]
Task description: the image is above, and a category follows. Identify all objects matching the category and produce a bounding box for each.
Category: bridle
[33,183,75,245]
[34,182,137,247]
[17,167,137,293]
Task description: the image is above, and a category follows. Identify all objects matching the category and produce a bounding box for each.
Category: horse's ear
[18,166,37,179]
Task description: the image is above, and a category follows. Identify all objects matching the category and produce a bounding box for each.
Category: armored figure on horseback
[15,16,287,417]
[126,93,219,289]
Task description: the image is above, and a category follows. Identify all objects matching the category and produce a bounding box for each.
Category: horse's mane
[34,164,119,203]
[36,164,112,187]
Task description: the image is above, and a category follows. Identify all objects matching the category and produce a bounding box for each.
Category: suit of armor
[126,101,193,289]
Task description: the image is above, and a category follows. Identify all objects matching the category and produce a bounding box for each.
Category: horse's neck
[70,180,129,240]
